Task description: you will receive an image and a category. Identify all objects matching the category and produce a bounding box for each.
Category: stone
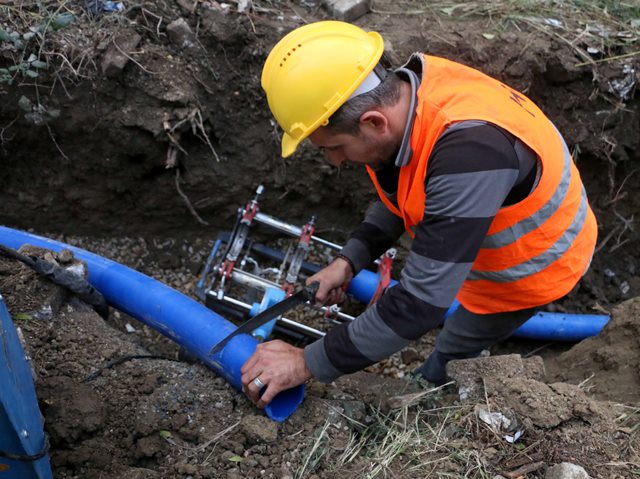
[57,248,75,264]
[101,33,142,78]
[322,0,371,22]
[176,0,197,14]
[167,18,196,49]
[341,400,366,423]
[545,462,590,479]
[400,347,422,364]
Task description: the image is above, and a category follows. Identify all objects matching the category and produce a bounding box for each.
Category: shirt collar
[393,65,420,167]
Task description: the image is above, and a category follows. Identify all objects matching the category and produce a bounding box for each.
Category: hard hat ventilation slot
[279,44,302,68]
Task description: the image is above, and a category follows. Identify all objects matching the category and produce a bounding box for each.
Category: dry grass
[293,392,509,478]
[373,0,640,67]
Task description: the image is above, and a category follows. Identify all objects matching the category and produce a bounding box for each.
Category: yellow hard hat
[261,21,384,157]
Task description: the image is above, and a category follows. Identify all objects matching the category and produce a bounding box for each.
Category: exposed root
[46,122,71,162]
[174,168,210,226]
[111,37,160,75]
[164,108,221,163]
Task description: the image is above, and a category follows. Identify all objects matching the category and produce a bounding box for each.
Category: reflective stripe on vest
[468,187,589,283]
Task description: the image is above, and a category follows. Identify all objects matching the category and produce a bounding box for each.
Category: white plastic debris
[543,18,562,27]
[608,64,636,101]
[237,0,252,12]
[125,323,137,333]
[475,405,525,443]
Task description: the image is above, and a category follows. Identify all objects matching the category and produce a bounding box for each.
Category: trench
[1,2,639,477]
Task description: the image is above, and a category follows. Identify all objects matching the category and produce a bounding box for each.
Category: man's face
[308,125,397,170]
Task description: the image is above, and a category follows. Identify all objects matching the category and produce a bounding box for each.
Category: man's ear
[359,110,389,134]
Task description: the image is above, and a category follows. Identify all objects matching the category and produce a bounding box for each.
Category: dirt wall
[1,2,638,247]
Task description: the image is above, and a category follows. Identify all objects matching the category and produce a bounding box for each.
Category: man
[241,21,597,408]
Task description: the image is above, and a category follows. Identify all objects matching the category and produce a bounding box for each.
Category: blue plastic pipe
[347,271,609,341]
[0,227,303,422]
[511,310,609,341]
[346,268,392,304]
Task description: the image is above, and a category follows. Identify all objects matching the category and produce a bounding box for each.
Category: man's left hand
[241,340,312,408]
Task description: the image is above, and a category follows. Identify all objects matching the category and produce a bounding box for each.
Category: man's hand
[306,257,354,305]
[241,340,312,408]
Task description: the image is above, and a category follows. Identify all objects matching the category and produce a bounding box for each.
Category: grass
[294,397,500,478]
[373,0,640,66]
[373,0,640,25]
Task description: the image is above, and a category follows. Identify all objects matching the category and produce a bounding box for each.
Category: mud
[1,1,640,478]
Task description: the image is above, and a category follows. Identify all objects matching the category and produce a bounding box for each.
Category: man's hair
[325,72,403,135]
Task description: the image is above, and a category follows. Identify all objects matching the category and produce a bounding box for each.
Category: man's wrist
[335,253,356,277]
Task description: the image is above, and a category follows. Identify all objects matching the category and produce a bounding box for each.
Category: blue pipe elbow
[250,287,286,340]
[0,227,303,422]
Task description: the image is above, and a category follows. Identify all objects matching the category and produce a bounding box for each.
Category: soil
[1,1,639,478]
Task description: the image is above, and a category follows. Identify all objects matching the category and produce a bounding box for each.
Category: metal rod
[231,269,280,291]
[213,295,326,339]
[254,212,342,250]
[278,318,325,339]
[222,271,355,324]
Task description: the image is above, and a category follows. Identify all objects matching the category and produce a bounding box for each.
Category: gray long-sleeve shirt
[304,120,539,382]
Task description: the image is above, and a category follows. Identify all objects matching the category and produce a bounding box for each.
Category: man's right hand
[306,257,354,305]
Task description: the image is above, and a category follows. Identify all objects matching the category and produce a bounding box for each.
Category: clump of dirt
[547,297,640,404]
[485,378,634,477]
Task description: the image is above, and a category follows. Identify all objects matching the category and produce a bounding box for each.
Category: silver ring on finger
[253,377,266,389]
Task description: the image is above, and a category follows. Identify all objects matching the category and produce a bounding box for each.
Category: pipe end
[265,384,305,422]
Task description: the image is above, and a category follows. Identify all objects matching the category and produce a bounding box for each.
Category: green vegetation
[0,5,75,84]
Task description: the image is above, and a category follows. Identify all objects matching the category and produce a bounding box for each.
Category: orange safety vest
[367,55,597,314]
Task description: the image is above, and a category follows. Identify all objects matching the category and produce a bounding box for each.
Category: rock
[101,33,142,78]
[400,347,422,364]
[167,18,195,49]
[57,249,75,264]
[322,0,371,22]
[341,400,366,423]
[176,0,197,14]
[545,462,590,479]
[240,414,278,444]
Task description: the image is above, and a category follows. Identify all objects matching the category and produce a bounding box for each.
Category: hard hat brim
[281,132,298,158]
